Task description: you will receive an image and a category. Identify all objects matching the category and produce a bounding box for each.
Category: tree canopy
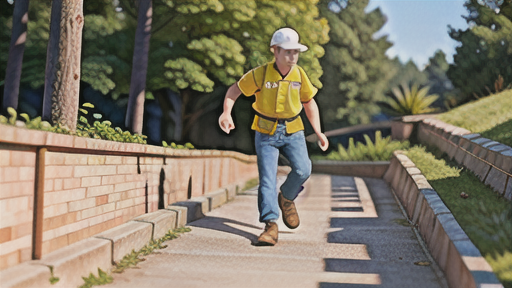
[316,0,393,128]
[447,0,512,103]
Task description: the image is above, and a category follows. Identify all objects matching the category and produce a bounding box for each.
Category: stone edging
[0,180,246,288]
[311,160,390,178]
[384,151,503,288]
[0,123,257,164]
[417,118,512,200]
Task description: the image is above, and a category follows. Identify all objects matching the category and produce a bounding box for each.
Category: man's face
[275,47,300,68]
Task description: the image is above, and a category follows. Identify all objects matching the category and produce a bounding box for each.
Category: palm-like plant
[384,83,439,116]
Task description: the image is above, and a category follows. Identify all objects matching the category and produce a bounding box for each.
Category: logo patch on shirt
[265,82,278,89]
[291,82,301,89]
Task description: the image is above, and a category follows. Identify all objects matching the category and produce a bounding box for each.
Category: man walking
[218,27,328,246]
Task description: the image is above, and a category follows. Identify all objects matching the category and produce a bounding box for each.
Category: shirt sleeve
[298,66,318,103]
[237,69,259,97]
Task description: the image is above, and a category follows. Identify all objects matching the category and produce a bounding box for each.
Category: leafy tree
[116,0,329,142]
[2,0,29,114]
[42,0,85,131]
[125,0,152,135]
[447,0,512,104]
[423,50,458,109]
[316,0,393,130]
[386,58,428,92]
[1,0,51,103]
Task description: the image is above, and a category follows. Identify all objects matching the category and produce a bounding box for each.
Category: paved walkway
[104,174,448,288]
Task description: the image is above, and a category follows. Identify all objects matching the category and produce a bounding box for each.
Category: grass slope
[405,146,512,288]
[437,90,512,133]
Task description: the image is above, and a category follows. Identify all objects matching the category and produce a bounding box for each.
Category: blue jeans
[255,123,312,223]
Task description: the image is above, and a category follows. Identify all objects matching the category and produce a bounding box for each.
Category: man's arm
[218,83,242,134]
[303,99,329,151]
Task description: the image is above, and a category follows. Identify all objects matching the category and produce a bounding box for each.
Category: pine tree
[447,0,512,104]
[317,0,393,129]
[423,50,458,109]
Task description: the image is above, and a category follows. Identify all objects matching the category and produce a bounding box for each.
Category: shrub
[323,131,410,161]
[383,82,439,116]
[0,105,147,144]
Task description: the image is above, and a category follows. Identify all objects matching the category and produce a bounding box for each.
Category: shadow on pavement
[188,216,262,244]
[321,176,443,288]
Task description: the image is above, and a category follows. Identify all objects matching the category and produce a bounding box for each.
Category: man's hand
[317,133,329,151]
[219,112,235,134]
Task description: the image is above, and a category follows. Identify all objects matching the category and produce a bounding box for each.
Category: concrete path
[104,174,448,288]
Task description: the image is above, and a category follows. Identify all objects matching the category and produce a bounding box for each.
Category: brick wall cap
[437,213,470,241]
[472,137,492,145]
[462,133,481,140]
[488,144,511,153]
[482,141,502,149]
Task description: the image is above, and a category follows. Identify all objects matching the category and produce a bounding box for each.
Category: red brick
[64,154,88,165]
[0,250,19,270]
[105,156,122,165]
[74,136,87,149]
[67,227,91,245]
[0,196,30,213]
[68,198,96,212]
[117,165,138,175]
[96,195,108,206]
[18,167,35,181]
[45,153,66,165]
[43,212,78,231]
[53,179,63,190]
[0,227,12,244]
[45,166,74,179]
[19,247,31,262]
[44,188,86,205]
[86,185,114,197]
[101,175,125,185]
[88,155,106,165]
[2,167,20,182]
[114,182,138,193]
[0,150,10,166]
[74,165,117,177]
[12,222,32,239]
[10,151,36,167]
[44,179,54,192]
[46,132,73,147]
[43,203,68,218]
[45,234,68,255]
[0,182,34,199]
[123,157,138,165]
[81,176,101,187]
[63,178,81,189]
[89,218,117,236]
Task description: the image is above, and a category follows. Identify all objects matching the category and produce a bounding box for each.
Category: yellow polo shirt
[237,61,318,135]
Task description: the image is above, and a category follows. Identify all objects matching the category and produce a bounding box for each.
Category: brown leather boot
[257,222,278,246]
[278,192,300,229]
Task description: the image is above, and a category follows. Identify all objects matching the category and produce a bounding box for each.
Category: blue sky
[365,0,469,69]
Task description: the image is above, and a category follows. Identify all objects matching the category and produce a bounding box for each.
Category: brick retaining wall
[417,118,512,200]
[0,124,258,270]
[384,151,503,288]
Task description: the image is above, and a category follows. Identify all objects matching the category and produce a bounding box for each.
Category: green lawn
[481,119,512,147]
[437,90,512,138]
[404,146,512,288]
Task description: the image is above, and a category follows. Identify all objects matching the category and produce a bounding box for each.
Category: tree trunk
[42,0,84,131]
[2,0,30,114]
[125,0,152,134]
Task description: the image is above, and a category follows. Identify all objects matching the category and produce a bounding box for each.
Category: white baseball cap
[270,27,308,52]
